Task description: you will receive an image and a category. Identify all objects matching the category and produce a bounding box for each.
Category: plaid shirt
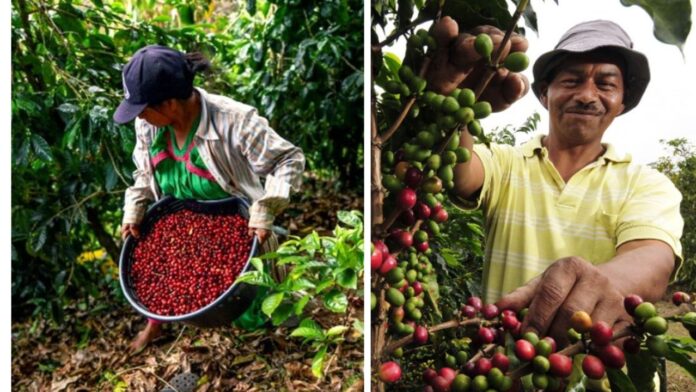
[122,87,305,230]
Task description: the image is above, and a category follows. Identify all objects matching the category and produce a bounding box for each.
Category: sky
[380,0,696,165]
[487,0,696,165]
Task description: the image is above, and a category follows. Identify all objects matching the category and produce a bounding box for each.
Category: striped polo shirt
[455,134,683,303]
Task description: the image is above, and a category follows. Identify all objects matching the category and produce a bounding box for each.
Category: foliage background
[11,0,363,323]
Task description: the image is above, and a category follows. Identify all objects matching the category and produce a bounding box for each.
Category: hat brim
[531,46,650,114]
[113,99,148,124]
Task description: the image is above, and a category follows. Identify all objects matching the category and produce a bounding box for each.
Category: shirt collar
[521,133,631,164]
[193,87,220,141]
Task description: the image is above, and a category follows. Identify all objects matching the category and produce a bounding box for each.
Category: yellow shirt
[454,134,683,303]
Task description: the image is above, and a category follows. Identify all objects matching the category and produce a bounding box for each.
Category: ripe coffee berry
[590,321,613,346]
[130,210,252,316]
[582,355,605,379]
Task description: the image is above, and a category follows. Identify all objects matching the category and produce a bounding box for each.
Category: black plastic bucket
[119,196,259,328]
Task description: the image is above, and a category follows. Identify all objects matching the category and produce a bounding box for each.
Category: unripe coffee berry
[532,373,549,389]
[532,355,550,374]
[451,374,471,392]
[644,316,668,335]
[522,331,540,346]
[634,302,657,321]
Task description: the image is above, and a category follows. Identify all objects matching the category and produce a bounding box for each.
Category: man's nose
[573,80,599,105]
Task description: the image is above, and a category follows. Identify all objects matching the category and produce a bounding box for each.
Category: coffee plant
[236,210,364,377]
[371,0,694,391]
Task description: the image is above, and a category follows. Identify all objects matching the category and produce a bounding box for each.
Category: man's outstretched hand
[425,16,530,111]
[496,256,631,347]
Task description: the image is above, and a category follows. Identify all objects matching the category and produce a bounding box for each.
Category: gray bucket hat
[531,20,650,114]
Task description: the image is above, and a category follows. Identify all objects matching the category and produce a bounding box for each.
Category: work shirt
[149,115,229,200]
[454,134,683,303]
[122,87,305,231]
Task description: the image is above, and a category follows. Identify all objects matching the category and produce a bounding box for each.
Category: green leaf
[315,277,335,293]
[311,345,328,378]
[620,0,692,52]
[276,254,311,266]
[336,268,357,289]
[250,257,264,272]
[290,320,324,341]
[626,350,658,392]
[14,139,30,166]
[294,295,311,315]
[28,225,48,254]
[291,278,315,291]
[382,52,402,78]
[322,289,348,313]
[261,292,284,317]
[326,325,349,337]
[31,135,53,162]
[352,319,364,335]
[235,271,275,287]
[665,338,696,378]
[271,302,294,326]
[336,210,362,228]
[607,368,637,392]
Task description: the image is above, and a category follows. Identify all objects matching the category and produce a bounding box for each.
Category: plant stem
[382,318,482,357]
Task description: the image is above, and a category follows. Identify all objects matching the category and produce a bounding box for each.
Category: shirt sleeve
[450,143,512,216]
[122,120,156,226]
[236,109,305,230]
[616,167,684,274]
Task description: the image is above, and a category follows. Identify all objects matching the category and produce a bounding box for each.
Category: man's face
[540,56,626,145]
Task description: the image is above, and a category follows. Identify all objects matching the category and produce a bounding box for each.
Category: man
[431,19,683,345]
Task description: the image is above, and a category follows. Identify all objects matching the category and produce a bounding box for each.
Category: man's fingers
[430,16,459,48]
[450,34,480,68]
[522,269,578,337]
[496,277,540,312]
[510,34,529,53]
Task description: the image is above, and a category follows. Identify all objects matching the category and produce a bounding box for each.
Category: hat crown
[555,20,634,52]
[121,45,193,105]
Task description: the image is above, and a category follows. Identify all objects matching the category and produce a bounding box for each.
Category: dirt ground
[657,295,696,392]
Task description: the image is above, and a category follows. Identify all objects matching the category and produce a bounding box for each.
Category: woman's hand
[121,223,141,240]
[249,227,270,245]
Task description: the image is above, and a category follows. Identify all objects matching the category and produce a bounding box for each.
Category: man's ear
[539,82,550,109]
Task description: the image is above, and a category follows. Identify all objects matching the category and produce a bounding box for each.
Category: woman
[114,45,305,351]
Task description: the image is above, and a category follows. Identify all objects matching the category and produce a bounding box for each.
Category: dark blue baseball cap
[113,45,195,124]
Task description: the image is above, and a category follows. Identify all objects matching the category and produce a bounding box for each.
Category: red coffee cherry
[423,368,438,385]
[379,361,402,383]
[590,321,613,347]
[515,339,536,362]
[481,304,499,320]
[548,353,573,378]
[414,325,429,345]
[478,327,495,344]
[466,296,483,312]
[582,355,606,379]
[491,352,510,372]
[623,337,641,354]
[474,358,492,376]
[461,305,477,319]
[673,291,691,306]
[438,367,457,383]
[624,294,643,316]
[598,344,626,369]
[131,210,252,316]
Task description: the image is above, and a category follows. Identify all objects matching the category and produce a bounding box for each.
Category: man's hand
[121,223,140,240]
[496,256,630,346]
[425,17,530,111]
[249,227,270,245]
